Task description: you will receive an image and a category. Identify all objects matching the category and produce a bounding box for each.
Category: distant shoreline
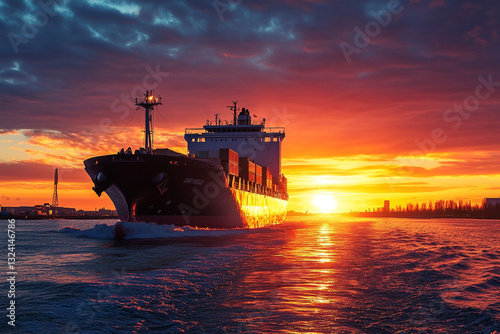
[0,215,119,220]
[286,211,500,219]
[347,212,500,220]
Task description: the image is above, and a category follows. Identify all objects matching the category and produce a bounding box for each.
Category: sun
[312,194,338,214]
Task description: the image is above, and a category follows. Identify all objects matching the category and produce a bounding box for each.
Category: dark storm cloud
[0,0,499,157]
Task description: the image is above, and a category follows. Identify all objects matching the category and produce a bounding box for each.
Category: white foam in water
[58,221,246,240]
[58,224,116,239]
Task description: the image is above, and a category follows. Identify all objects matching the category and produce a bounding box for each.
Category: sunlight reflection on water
[8,217,500,333]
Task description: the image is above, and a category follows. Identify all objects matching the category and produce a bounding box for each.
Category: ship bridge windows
[188,137,208,142]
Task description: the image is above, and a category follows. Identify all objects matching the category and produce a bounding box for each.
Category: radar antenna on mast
[135,90,162,153]
[227,101,239,125]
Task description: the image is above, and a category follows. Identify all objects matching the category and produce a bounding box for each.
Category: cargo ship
[84,91,288,229]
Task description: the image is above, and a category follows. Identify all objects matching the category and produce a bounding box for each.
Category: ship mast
[135,90,162,153]
[227,100,239,125]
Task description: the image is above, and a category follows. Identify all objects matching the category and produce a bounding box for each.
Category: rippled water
[2,216,500,333]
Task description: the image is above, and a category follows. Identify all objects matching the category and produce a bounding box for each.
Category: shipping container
[272,176,280,187]
[248,161,255,182]
[262,167,273,188]
[221,161,239,176]
[255,165,263,185]
[219,149,239,176]
[281,175,287,193]
[219,148,239,162]
[239,157,256,182]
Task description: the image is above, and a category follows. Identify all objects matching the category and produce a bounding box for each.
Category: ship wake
[58,221,247,240]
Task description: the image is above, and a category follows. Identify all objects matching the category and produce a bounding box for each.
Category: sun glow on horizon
[312,194,338,214]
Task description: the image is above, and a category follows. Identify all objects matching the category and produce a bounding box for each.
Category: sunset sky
[1,0,500,213]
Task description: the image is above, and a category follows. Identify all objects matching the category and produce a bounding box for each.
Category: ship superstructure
[185,101,285,180]
[84,93,288,230]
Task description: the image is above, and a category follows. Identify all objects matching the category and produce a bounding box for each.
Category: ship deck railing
[229,175,287,200]
[185,127,285,135]
[205,120,265,126]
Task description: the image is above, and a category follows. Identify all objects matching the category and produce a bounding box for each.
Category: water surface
[2,216,500,333]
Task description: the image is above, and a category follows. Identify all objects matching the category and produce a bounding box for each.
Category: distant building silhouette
[384,200,390,213]
[485,197,500,208]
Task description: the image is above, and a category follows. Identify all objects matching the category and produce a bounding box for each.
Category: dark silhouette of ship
[84,91,288,229]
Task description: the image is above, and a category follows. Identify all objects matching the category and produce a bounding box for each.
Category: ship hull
[84,154,287,228]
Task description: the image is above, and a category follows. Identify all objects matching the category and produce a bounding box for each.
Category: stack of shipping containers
[219,149,239,176]
[262,167,273,189]
[239,157,256,182]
